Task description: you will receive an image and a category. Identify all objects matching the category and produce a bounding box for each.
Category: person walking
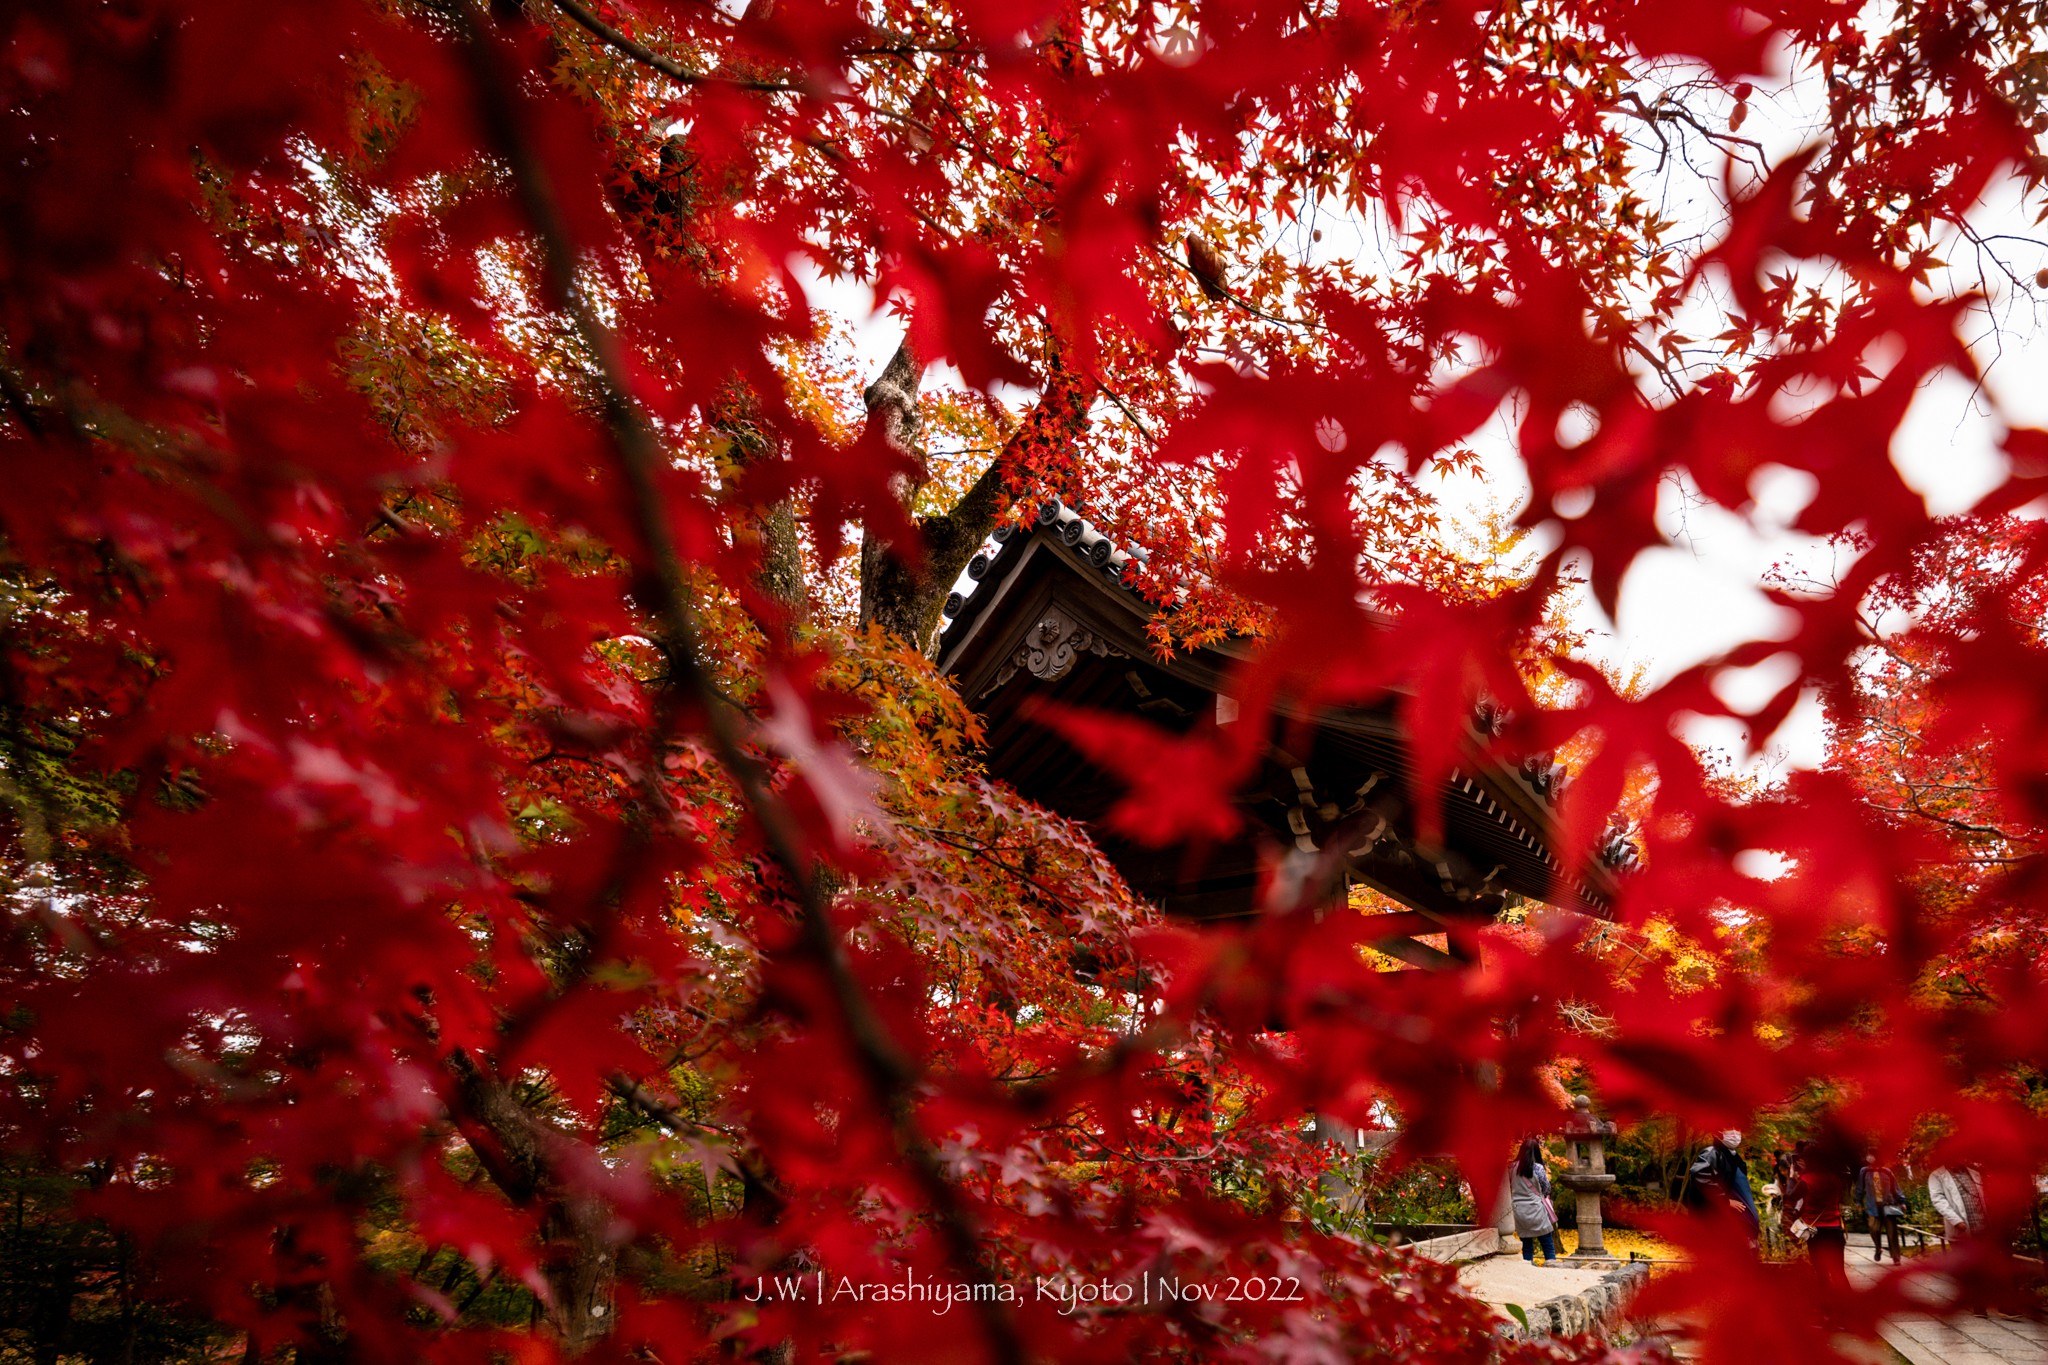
[1509,1138,1561,1265]
[1928,1163,1986,1243]
[1857,1151,1905,1264]
[1759,1148,1793,1256]
[1788,1140,1851,1303]
[1686,1129,1761,1246]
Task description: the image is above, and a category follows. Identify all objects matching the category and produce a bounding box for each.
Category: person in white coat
[1928,1164,1986,1242]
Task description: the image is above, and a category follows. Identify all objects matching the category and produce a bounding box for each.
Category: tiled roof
[937,501,1639,914]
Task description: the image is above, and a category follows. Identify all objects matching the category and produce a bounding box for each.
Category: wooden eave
[937,524,1622,927]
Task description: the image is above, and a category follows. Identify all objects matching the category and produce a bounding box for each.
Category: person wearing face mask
[1686,1128,1762,1245]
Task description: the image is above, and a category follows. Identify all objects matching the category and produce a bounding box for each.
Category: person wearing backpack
[1857,1150,1905,1264]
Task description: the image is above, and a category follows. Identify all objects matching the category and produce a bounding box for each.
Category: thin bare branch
[548,0,802,93]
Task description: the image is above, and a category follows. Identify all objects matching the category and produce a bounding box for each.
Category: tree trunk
[452,1058,617,1354]
[857,342,930,644]
[745,500,807,617]
[711,390,808,620]
[542,1201,618,1356]
[856,346,1090,655]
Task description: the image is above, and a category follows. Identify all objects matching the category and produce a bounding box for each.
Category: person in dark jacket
[1688,1129,1761,1245]
[1857,1150,1904,1264]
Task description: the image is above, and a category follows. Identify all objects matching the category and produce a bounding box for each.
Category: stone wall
[1500,1262,1650,1342]
[1401,1224,1652,1344]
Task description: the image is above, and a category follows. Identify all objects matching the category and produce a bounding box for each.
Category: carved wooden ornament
[985,605,1125,693]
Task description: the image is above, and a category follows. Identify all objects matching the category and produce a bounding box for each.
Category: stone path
[1847,1253,2048,1365]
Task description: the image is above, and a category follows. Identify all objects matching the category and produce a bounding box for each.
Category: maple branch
[1155,243,1323,331]
[453,1267,500,1318]
[547,0,802,93]
[1956,219,2041,295]
[1556,999,1618,1038]
[608,1076,784,1206]
[367,502,418,540]
[609,1078,741,1140]
[1867,790,2028,845]
[1849,610,1940,682]
[901,822,1091,917]
[1613,90,1770,178]
[453,14,1024,1359]
[1087,371,1159,448]
[1045,1119,1223,1165]
[557,0,969,98]
[848,38,972,61]
[914,85,1059,195]
[1622,331,1687,401]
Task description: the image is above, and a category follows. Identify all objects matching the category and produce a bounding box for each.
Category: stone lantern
[1557,1094,1619,1265]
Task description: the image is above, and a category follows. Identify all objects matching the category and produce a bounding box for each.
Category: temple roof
[937,503,1633,960]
